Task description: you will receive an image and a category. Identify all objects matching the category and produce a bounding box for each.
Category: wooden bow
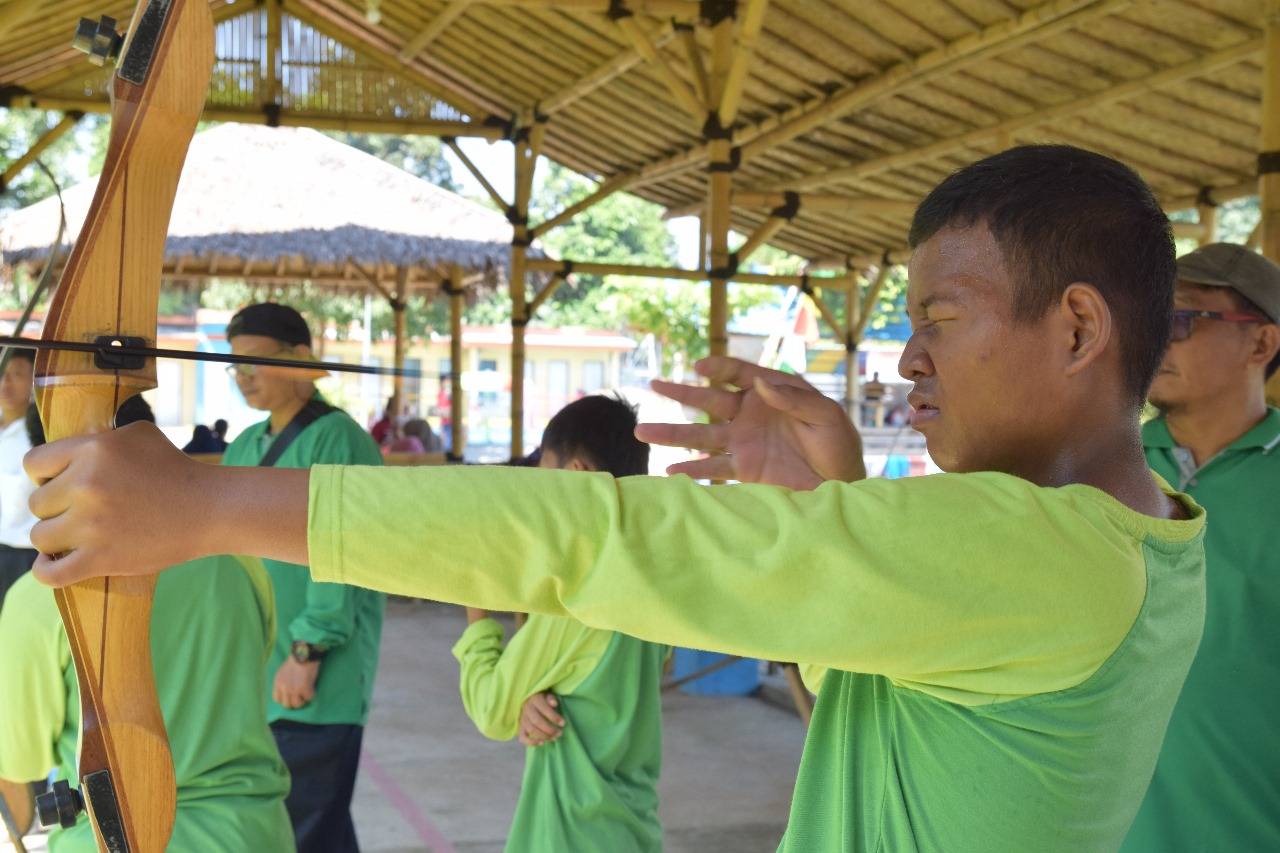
[33,2,213,850]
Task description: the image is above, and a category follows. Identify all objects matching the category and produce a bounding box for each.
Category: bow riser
[34,2,213,851]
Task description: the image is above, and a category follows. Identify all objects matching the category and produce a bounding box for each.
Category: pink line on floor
[360,752,458,853]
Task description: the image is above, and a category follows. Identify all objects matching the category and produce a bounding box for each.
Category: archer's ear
[563,457,595,473]
[1058,282,1113,378]
[1251,323,1280,370]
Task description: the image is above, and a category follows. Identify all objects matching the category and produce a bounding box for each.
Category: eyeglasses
[1170,309,1269,343]
[225,348,295,379]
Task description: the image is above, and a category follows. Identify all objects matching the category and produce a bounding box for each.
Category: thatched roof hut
[0,123,516,294]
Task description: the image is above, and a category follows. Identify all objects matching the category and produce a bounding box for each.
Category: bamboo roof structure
[0,123,515,292]
[0,0,1269,266]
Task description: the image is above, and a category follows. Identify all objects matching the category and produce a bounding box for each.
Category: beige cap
[1176,243,1280,322]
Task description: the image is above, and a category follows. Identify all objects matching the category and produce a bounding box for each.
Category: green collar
[1143,407,1280,453]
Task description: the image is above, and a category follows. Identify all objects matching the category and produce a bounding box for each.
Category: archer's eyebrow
[910,292,961,317]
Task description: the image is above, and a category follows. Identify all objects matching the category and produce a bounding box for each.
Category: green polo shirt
[453,615,668,851]
[222,400,385,727]
[307,465,1206,851]
[1123,408,1280,852]
[0,559,292,851]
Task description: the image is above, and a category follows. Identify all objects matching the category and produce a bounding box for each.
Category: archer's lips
[907,394,939,428]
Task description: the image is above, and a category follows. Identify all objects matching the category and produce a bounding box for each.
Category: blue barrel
[671,649,760,696]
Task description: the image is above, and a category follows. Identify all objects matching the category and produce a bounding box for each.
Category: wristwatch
[291,640,327,663]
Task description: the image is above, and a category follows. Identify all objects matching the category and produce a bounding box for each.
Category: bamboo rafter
[399,0,478,62]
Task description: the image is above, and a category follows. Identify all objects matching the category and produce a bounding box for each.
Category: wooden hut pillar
[705,6,736,366]
[390,267,409,417]
[844,278,859,422]
[1196,199,1217,246]
[447,264,467,462]
[1265,0,1280,404]
[509,119,545,460]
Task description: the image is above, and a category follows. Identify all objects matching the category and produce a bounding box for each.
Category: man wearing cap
[1122,243,1280,852]
[222,303,384,853]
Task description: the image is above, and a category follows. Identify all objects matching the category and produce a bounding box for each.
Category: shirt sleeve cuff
[451,618,504,662]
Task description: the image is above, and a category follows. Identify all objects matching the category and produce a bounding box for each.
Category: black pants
[0,545,38,607]
[271,721,364,853]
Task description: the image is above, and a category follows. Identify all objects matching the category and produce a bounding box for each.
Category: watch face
[291,642,310,662]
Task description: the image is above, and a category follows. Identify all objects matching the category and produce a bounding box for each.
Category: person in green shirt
[0,397,292,852]
[454,394,668,852]
[25,145,1207,852]
[1120,244,1280,852]
[220,303,385,853]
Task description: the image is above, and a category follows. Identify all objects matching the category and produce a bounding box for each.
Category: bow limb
[34,2,213,851]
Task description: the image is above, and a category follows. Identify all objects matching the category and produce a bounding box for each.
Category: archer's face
[229,334,310,414]
[1148,283,1276,415]
[901,224,1065,475]
[0,356,34,417]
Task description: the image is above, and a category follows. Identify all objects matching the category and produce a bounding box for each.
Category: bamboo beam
[527,272,568,317]
[447,265,468,461]
[678,24,709,107]
[1264,0,1280,407]
[1172,221,1208,240]
[1197,204,1217,245]
[525,257,836,288]
[354,262,396,303]
[615,14,702,121]
[444,137,510,210]
[529,174,629,238]
[2,94,509,139]
[399,0,477,62]
[782,38,1264,192]
[290,0,500,121]
[717,0,769,127]
[740,0,1126,163]
[804,285,843,341]
[483,0,700,16]
[0,111,81,193]
[0,0,40,42]
[734,211,791,268]
[1164,181,1258,213]
[665,192,917,219]
[853,262,891,342]
[540,21,676,115]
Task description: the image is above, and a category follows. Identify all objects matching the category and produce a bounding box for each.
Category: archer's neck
[1164,387,1268,467]
[268,388,315,434]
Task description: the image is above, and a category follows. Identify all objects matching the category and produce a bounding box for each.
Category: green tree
[0,109,108,211]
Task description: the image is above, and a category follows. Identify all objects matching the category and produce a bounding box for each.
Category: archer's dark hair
[5,348,35,366]
[909,145,1176,403]
[541,394,649,478]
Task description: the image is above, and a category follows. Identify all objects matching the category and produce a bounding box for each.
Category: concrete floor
[6,598,806,853]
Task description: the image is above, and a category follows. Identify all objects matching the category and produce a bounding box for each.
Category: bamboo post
[0,111,82,194]
[265,0,281,111]
[1196,196,1217,245]
[391,267,409,417]
[844,278,859,422]
[706,7,735,365]
[509,118,544,460]
[447,265,467,462]
[1264,0,1279,405]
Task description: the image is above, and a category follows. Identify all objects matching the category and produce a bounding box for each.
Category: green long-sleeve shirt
[453,615,668,851]
[223,402,385,726]
[1121,410,1280,852]
[0,558,292,852]
[307,465,1206,852]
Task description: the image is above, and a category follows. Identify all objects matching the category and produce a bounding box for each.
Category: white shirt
[0,415,37,548]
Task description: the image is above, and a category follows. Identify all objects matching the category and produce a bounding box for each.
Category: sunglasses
[1170,309,1268,343]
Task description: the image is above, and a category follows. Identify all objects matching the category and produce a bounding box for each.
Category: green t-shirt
[1122,409,1280,852]
[453,615,668,851]
[307,466,1206,851]
[0,559,292,852]
[222,401,385,727]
